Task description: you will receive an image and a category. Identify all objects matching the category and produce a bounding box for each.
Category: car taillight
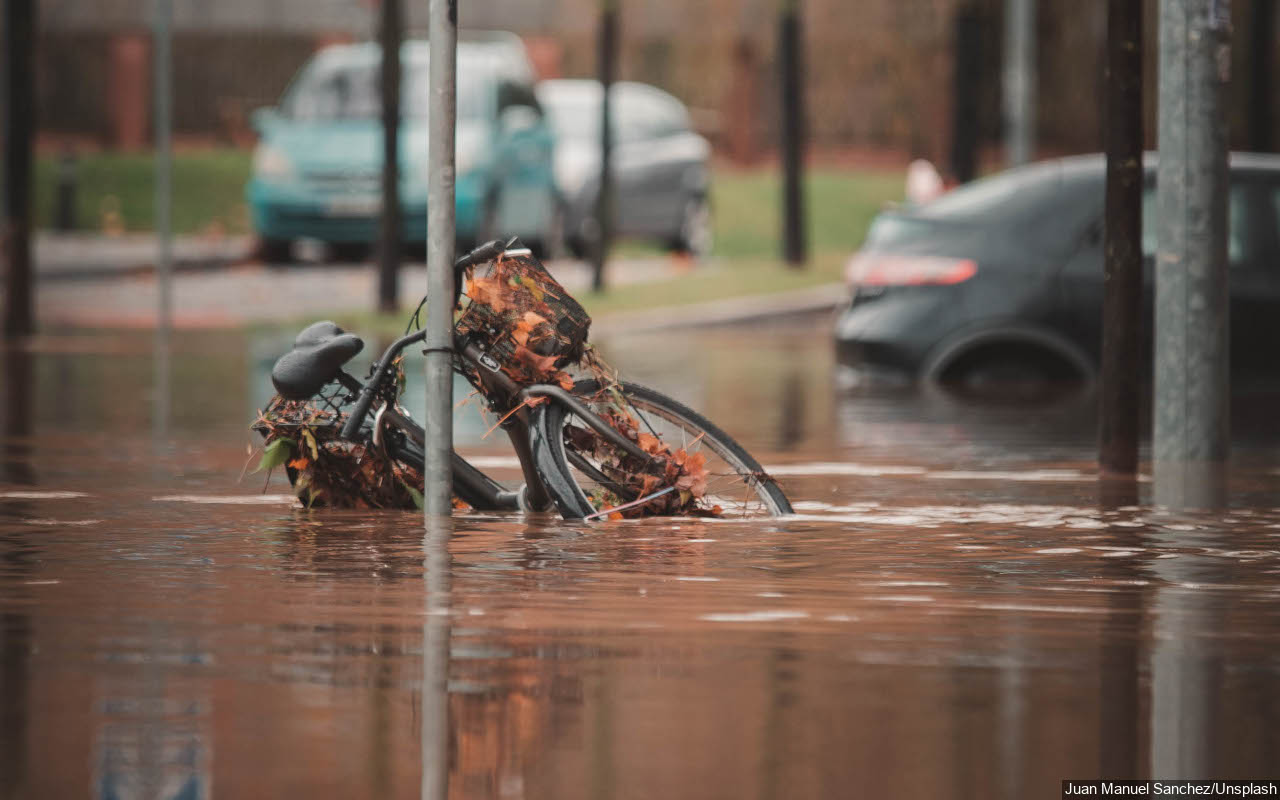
[844,252,977,287]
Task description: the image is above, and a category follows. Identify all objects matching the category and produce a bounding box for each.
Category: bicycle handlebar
[340,329,428,441]
[339,239,514,442]
[454,238,509,274]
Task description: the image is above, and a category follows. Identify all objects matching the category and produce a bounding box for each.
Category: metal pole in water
[778,0,807,267]
[1099,0,1144,478]
[1002,0,1036,166]
[591,0,618,293]
[378,0,403,313]
[2,0,35,340]
[1153,0,1231,510]
[424,0,458,518]
[153,0,173,440]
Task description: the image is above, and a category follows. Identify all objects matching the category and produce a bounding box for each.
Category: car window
[1141,181,1275,269]
[284,55,489,122]
[539,84,689,144]
[496,80,542,116]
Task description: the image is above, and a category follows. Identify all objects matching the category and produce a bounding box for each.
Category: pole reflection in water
[0,344,35,798]
[2,345,34,486]
[153,326,171,447]
[0,514,36,799]
[776,364,805,451]
[1098,475,1141,511]
[421,517,452,800]
[1096,521,1144,778]
[1148,527,1228,778]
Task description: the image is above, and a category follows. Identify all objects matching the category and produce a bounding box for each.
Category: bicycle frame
[334,326,656,513]
[328,238,656,514]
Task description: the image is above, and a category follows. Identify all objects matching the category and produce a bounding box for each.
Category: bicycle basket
[453,251,591,386]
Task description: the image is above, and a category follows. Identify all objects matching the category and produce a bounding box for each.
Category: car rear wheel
[673,195,713,259]
[329,243,370,263]
[258,237,294,266]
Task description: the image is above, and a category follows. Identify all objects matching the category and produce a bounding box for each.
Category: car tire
[329,243,370,264]
[673,195,713,260]
[258,237,294,266]
[948,358,1068,404]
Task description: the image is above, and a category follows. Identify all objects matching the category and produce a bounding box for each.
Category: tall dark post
[778,0,807,267]
[950,3,983,184]
[592,0,618,293]
[1248,0,1274,152]
[378,0,403,313]
[3,0,36,340]
[1099,0,1144,477]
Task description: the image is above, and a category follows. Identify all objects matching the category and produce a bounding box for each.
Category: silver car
[536,79,712,258]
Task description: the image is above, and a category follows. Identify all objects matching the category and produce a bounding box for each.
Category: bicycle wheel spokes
[537,381,791,520]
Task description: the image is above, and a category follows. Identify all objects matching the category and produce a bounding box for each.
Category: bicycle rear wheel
[529,379,792,520]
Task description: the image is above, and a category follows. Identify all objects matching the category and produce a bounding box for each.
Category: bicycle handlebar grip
[454,239,506,273]
[340,384,379,441]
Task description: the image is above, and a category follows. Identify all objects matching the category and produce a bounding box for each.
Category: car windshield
[540,85,686,144]
[284,55,490,122]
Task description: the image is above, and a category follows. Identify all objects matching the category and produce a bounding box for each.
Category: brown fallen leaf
[466,275,512,314]
[511,344,559,377]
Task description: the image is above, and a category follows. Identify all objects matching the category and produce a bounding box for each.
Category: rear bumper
[833,289,951,375]
[247,178,485,243]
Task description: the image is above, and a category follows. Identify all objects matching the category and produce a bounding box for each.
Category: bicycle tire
[529,379,793,520]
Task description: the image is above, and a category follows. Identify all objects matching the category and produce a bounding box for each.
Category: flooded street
[3,319,1280,798]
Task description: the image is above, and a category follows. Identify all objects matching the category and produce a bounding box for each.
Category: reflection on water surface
[1,322,1279,798]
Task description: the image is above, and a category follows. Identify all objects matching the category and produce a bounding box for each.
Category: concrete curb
[591,282,845,335]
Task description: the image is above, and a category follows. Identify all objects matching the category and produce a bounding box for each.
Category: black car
[835,153,1280,390]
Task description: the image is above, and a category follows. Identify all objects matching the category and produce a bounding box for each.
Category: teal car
[247,34,560,262]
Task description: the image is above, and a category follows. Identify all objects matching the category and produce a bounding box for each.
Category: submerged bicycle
[255,238,793,520]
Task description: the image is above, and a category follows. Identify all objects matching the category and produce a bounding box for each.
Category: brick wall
[30,0,1277,158]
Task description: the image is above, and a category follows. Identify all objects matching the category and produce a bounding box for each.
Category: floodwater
[2,318,1280,799]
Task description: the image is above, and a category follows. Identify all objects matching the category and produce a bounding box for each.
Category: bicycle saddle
[271,321,364,401]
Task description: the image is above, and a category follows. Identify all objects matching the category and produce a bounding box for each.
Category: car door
[611,88,696,237]
[492,78,556,238]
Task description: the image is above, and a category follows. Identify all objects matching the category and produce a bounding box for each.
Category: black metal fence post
[3,0,36,340]
[378,0,403,313]
[778,0,807,267]
[592,0,618,293]
[1099,0,1144,477]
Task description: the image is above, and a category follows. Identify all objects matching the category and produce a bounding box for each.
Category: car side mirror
[250,107,281,133]
[498,105,540,135]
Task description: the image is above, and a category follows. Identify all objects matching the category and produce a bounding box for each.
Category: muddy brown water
[2,320,1279,799]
